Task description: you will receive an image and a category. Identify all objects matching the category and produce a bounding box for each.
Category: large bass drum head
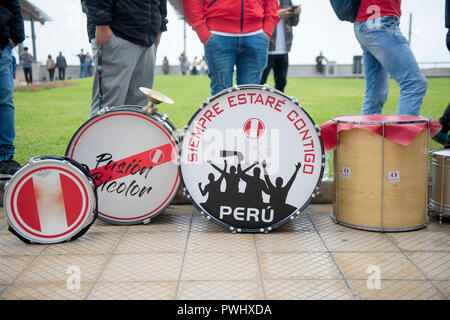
[180,85,324,232]
[66,106,180,224]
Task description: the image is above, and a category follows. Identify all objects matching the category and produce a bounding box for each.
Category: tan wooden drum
[329,115,432,232]
[429,149,450,222]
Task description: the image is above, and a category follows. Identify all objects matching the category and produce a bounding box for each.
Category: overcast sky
[17,0,450,67]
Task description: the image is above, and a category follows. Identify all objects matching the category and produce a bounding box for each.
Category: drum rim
[430,148,450,157]
[4,157,97,244]
[65,106,180,224]
[332,114,431,125]
[179,84,325,233]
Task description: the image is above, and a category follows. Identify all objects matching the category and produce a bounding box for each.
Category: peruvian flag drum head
[66,107,180,225]
[180,85,325,233]
[4,157,97,244]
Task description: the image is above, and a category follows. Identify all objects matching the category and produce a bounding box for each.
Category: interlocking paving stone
[99,253,183,282]
[16,254,108,284]
[1,281,92,300]
[264,280,353,300]
[333,252,425,280]
[0,204,448,300]
[405,252,450,280]
[41,231,123,256]
[88,281,177,300]
[181,252,260,281]
[260,253,342,280]
[0,234,47,256]
[177,281,264,300]
[115,231,188,254]
[0,255,34,285]
[347,280,446,300]
[254,232,327,253]
[388,231,449,252]
[187,232,255,253]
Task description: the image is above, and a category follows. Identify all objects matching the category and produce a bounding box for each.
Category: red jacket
[183,0,279,42]
[355,0,401,22]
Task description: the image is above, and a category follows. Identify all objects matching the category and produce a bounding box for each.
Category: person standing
[260,1,301,92]
[315,51,326,76]
[179,52,189,75]
[77,49,87,78]
[353,0,427,116]
[0,0,24,177]
[183,0,279,95]
[82,0,168,117]
[56,51,67,80]
[20,46,33,85]
[46,54,56,81]
[162,56,169,75]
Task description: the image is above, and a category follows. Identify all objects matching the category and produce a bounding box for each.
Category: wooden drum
[331,115,431,232]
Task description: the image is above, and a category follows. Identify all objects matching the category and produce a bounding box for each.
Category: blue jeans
[80,62,88,78]
[354,16,427,116]
[204,33,269,96]
[0,43,15,161]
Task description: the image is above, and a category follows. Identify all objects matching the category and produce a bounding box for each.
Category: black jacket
[0,0,25,50]
[82,0,168,47]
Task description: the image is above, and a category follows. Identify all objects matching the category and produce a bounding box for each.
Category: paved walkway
[0,204,448,300]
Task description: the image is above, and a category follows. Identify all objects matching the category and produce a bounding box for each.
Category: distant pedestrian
[56,51,67,80]
[260,1,302,92]
[191,56,198,75]
[179,52,189,75]
[20,46,33,85]
[353,0,427,116]
[46,54,56,81]
[199,56,207,75]
[315,51,326,76]
[162,56,169,75]
[77,49,87,78]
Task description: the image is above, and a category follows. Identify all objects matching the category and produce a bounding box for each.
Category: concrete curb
[0,178,333,208]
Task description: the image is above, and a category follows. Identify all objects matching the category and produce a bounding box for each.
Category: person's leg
[62,68,66,80]
[125,44,156,106]
[24,68,30,84]
[354,22,390,115]
[29,68,33,84]
[90,35,143,117]
[0,44,15,161]
[236,33,268,85]
[356,16,427,116]
[273,54,289,92]
[260,54,274,85]
[204,34,237,96]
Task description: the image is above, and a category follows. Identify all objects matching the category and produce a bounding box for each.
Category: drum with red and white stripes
[66,106,180,225]
[4,156,97,244]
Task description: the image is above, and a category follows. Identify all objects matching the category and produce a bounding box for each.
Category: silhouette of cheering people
[208,159,257,197]
[198,170,225,211]
[262,160,301,212]
[238,162,269,208]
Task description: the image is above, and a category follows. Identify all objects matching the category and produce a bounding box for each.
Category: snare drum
[4,156,97,244]
[180,85,324,233]
[331,115,431,231]
[429,149,450,221]
[66,106,180,225]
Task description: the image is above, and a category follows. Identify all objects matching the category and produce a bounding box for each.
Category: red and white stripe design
[8,166,89,240]
[243,118,265,139]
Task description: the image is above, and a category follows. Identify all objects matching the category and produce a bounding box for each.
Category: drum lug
[143,218,151,225]
[97,106,109,115]
[161,113,169,122]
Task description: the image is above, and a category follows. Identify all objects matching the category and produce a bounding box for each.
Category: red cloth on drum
[320,115,442,151]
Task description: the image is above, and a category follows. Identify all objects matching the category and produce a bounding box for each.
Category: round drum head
[66,107,180,224]
[180,85,324,232]
[4,158,97,244]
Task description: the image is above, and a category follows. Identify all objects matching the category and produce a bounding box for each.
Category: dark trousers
[439,103,450,134]
[260,54,289,92]
[23,67,32,84]
[48,69,55,81]
[58,68,65,80]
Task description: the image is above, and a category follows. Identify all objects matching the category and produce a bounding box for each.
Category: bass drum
[180,85,324,233]
[4,156,97,244]
[66,106,180,225]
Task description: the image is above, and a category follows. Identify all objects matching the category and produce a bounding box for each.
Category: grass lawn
[12,76,450,165]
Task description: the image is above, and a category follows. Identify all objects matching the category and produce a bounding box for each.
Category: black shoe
[0,157,22,179]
